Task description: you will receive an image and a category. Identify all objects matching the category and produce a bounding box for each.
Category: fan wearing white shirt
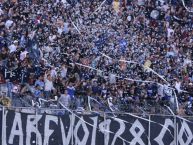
[60,64,68,79]
[50,67,57,80]
[58,90,71,108]
[167,27,174,39]
[5,19,13,29]
[8,40,18,53]
[44,72,55,99]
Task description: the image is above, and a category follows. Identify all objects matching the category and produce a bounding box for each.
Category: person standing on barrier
[44,70,55,100]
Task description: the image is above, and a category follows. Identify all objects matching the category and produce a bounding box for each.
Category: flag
[120,56,127,71]
[113,0,120,13]
[113,0,127,13]
[144,60,152,72]
[144,60,151,68]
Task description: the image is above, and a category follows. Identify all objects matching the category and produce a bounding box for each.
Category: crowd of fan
[0,0,192,115]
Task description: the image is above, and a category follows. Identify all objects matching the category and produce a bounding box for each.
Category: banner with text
[1,109,193,145]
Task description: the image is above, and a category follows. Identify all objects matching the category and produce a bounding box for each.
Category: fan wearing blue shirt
[67,83,76,99]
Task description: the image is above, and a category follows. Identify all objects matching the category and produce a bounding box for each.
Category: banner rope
[180,0,193,13]
[99,52,183,112]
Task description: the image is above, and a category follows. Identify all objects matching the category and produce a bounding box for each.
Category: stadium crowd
[0,0,192,115]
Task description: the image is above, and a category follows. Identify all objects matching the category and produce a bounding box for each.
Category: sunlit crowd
[0,0,192,115]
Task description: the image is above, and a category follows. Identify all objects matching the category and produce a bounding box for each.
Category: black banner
[1,109,193,145]
[5,110,28,145]
[177,117,193,145]
[72,114,104,145]
[150,115,174,145]
[106,114,149,145]
[4,110,106,145]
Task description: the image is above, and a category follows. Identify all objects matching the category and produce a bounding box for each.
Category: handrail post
[1,107,4,145]
[104,112,107,145]
[174,115,177,145]
[2,107,6,145]
[35,107,38,145]
[148,114,151,145]
[71,110,74,145]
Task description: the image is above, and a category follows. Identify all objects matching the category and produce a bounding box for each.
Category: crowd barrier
[0,107,193,145]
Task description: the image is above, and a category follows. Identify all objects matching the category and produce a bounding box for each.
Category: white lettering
[43,115,58,145]
[178,120,193,145]
[130,119,145,145]
[99,119,111,145]
[60,114,75,145]
[90,117,98,145]
[154,119,174,145]
[111,118,125,145]
[8,113,23,145]
[74,117,89,145]
[26,115,42,145]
